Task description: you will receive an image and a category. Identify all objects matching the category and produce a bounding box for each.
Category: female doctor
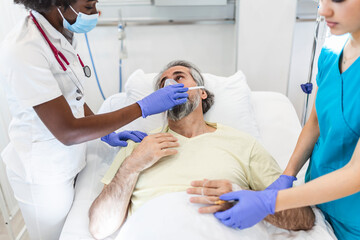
[0,0,188,239]
[214,0,360,239]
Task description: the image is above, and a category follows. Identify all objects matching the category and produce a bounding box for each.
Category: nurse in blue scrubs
[214,0,360,239]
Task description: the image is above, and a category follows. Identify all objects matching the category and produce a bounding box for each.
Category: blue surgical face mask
[57,6,98,33]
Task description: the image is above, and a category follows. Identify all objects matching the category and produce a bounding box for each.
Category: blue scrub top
[305,36,360,240]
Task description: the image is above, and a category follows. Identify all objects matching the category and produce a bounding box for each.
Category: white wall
[236,0,297,95]
[0,0,27,223]
[77,23,237,111]
[0,1,27,42]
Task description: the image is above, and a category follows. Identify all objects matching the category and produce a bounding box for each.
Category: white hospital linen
[116,192,337,240]
[117,192,270,240]
[0,11,86,184]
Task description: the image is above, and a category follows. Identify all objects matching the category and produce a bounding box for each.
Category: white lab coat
[0,11,88,239]
[0,11,87,184]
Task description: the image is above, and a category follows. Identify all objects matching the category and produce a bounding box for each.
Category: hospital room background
[0,0,327,239]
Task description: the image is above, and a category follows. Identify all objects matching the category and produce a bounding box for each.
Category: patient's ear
[201,89,207,100]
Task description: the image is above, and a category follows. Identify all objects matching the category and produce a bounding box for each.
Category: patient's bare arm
[264,206,315,230]
[88,133,179,239]
[89,157,140,240]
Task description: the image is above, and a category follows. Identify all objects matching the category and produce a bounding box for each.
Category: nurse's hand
[214,189,278,229]
[137,84,188,118]
[124,133,179,173]
[101,131,148,147]
[187,179,235,214]
[266,175,297,190]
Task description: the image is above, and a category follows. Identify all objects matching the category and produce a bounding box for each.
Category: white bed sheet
[115,192,335,240]
[60,91,336,240]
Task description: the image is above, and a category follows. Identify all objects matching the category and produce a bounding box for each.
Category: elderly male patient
[88,60,315,239]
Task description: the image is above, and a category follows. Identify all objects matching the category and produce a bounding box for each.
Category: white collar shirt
[0,11,87,184]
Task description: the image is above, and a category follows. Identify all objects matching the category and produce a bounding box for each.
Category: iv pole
[300,4,324,126]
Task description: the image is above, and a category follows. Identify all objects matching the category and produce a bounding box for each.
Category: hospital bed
[60,70,337,240]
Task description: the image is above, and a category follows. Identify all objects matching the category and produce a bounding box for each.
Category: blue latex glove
[101,131,147,147]
[214,189,278,229]
[266,174,297,190]
[137,83,189,118]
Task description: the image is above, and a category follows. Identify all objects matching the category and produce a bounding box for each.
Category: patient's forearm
[89,158,139,239]
[264,206,315,230]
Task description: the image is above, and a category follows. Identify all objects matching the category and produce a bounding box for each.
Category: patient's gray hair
[154,60,215,114]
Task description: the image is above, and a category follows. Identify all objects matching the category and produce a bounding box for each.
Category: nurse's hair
[155,60,215,114]
[14,0,76,12]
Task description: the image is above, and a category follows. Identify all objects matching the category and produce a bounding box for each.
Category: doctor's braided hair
[14,0,76,12]
[155,60,215,114]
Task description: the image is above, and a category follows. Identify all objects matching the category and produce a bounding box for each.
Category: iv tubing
[85,33,106,100]
[119,59,123,92]
[119,39,124,92]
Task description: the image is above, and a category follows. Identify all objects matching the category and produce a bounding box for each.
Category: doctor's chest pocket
[52,67,85,117]
[52,62,85,98]
[53,70,79,96]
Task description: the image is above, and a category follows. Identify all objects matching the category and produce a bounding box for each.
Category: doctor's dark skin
[32,0,143,145]
[43,0,98,33]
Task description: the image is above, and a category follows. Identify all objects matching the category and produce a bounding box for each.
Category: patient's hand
[187,179,315,231]
[125,133,179,172]
[187,179,235,214]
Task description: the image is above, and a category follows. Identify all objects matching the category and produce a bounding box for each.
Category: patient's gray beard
[168,93,201,121]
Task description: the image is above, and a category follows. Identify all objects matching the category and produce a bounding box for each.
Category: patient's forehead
[161,66,192,79]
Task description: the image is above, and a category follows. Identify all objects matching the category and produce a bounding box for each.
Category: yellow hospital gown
[102,123,281,215]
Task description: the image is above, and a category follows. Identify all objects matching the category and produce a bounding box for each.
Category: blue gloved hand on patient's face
[214,189,278,230]
[266,174,297,190]
[101,131,148,147]
[137,83,189,118]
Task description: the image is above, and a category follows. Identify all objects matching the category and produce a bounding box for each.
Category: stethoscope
[29,11,91,100]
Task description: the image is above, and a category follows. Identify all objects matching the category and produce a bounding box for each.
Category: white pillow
[98,70,166,133]
[99,69,260,139]
[202,72,260,139]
